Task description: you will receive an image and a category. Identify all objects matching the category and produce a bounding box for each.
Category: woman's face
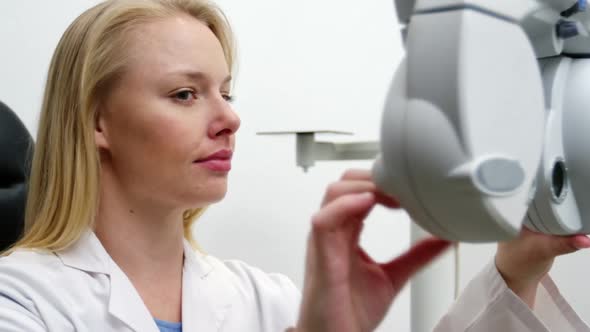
[96,14,240,211]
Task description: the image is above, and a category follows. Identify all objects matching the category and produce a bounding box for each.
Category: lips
[194,150,233,172]
[195,150,233,162]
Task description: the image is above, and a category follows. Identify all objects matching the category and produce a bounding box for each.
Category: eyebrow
[171,70,232,85]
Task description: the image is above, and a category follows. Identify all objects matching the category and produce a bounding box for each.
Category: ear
[94,108,110,150]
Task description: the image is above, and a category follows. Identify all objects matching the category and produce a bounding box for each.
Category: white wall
[3,1,590,332]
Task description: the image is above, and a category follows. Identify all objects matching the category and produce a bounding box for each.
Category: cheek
[146,114,200,156]
[108,106,207,168]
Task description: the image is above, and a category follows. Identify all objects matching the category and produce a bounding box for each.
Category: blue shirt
[154,318,182,332]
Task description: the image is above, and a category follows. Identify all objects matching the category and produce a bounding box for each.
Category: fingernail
[359,192,374,201]
[572,235,590,249]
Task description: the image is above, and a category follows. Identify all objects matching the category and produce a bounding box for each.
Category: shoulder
[0,248,108,307]
[198,253,301,321]
[226,257,298,296]
[0,249,65,285]
[203,253,300,300]
[0,248,105,296]
[0,249,79,328]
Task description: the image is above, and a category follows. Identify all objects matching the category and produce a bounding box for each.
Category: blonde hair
[10,0,235,252]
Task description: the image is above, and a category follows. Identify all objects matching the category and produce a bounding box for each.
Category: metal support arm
[296,133,379,172]
[257,130,379,172]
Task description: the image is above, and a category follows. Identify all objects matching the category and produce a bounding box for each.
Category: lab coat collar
[57,231,110,274]
[56,231,236,332]
[182,242,236,330]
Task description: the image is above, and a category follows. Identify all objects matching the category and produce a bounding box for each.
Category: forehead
[124,14,229,80]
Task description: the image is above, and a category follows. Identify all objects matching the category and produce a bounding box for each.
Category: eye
[222,94,235,103]
[171,89,196,104]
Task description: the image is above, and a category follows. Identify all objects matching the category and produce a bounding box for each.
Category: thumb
[552,234,590,256]
[518,229,590,259]
[570,234,590,250]
[381,237,452,290]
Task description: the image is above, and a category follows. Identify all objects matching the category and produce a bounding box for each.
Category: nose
[208,97,241,138]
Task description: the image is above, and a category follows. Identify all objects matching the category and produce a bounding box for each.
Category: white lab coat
[0,232,300,331]
[434,261,590,332]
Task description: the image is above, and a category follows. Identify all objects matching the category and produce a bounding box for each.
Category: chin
[206,190,228,204]
[184,185,228,207]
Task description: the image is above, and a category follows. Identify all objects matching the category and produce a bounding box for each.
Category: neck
[94,164,189,322]
[94,168,185,279]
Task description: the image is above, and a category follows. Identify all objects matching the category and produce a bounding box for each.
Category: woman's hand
[295,169,451,332]
[495,227,590,309]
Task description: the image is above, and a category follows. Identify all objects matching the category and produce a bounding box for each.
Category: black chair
[0,101,33,250]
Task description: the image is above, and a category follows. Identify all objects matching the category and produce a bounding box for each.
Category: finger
[381,237,452,289]
[322,181,378,206]
[550,234,590,257]
[312,192,376,233]
[340,169,400,208]
[570,234,590,250]
[520,228,590,257]
[322,180,400,209]
[375,193,400,209]
[322,181,399,207]
[341,169,372,181]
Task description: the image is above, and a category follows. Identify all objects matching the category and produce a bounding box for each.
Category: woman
[435,229,590,331]
[0,1,450,331]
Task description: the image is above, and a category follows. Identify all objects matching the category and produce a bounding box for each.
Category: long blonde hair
[10,0,235,252]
